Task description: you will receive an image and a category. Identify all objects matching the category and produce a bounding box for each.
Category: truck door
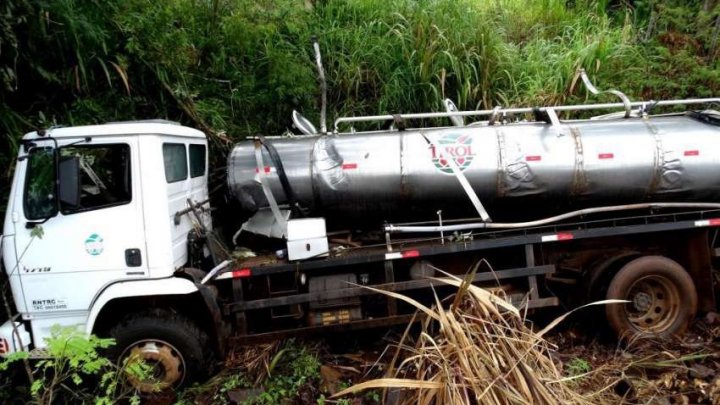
[162,141,210,269]
[13,137,147,320]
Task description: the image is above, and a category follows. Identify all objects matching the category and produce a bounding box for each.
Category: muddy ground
[178,311,720,405]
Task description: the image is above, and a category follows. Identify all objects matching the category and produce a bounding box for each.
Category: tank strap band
[254,141,288,237]
[257,135,308,217]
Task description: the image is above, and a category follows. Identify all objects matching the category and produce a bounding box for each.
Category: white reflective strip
[214,272,233,280]
[541,235,559,242]
[696,220,710,227]
[385,252,403,260]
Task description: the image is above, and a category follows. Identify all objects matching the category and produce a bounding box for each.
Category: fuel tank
[228,113,720,228]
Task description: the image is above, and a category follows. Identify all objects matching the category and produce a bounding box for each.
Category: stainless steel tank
[228,113,720,228]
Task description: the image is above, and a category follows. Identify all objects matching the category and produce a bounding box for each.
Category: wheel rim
[120,339,185,393]
[623,275,681,333]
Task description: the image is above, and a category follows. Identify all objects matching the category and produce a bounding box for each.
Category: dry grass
[225,340,283,385]
[333,264,620,404]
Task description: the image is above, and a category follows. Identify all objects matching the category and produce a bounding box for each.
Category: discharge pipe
[384,202,720,233]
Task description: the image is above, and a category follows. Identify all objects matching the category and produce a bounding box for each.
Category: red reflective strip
[710,218,720,226]
[0,338,7,354]
[525,155,542,162]
[342,163,358,170]
[254,166,272,173]
[598,153,614,159]
[557,233,574,241]
[684,150,699,156]
[401,250,420,258]
[232,268,252,278]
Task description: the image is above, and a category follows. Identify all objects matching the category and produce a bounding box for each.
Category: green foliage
[365,389,381,402]
[566,357,593,377]
[28,325,115,403]
[174,340,322,404]
[0,351,30,372]
[253,340,321,404]
[174,372,252,405]
[0,325,149,405]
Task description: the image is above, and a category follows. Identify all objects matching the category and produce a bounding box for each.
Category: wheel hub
[625,275,679,333]
[121,339,185,393]
[632,291,652,312]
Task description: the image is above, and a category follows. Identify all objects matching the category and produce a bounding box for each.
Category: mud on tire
[605,255,697,339]
[107,309,214,393]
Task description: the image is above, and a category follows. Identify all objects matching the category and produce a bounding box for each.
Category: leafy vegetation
[176,339,327,405]
[566,357,593,377]
[0,325,153,405]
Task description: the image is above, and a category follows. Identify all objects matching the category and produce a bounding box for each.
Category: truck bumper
[0,319,31,355]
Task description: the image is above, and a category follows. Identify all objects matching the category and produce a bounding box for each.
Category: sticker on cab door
[32,298,68,311]
[85,233,104,256]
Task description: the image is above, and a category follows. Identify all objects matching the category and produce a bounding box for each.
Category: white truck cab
[0,121,214,387]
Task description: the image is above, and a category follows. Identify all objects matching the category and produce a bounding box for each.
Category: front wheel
[107,309,214,393]
[605,256,697,339]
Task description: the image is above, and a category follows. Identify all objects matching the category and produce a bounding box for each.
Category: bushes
[0,325,152,405]
[1,1,717,139]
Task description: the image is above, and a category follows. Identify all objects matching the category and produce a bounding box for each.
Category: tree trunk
[644,9,658,42]
[703,0,717,13]
[710,14,720,61]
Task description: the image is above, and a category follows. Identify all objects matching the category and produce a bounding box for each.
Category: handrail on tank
[333,98,720,133]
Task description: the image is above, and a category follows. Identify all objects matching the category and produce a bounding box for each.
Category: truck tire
[605,256,697,339]
[107,309,213,393]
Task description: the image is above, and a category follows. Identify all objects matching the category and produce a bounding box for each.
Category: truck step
[545,275,579,285]
[28,347,51,359]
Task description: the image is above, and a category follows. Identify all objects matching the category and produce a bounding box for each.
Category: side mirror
[59,156,81,209]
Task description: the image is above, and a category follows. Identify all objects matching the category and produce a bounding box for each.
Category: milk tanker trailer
[222,70,720,341]
[220,106,716,337]
[3,56,720,391]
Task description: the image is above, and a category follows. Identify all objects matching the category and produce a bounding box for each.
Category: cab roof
[22,120,206,141]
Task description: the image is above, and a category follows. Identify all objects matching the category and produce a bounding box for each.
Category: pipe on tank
[384,202,720,233]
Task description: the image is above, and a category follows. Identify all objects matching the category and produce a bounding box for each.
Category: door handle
[125,249,142,267]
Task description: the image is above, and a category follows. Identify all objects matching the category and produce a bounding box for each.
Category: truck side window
[24,147,57,220]
[60,144,132,214]
[163,143,187,183]
[189,144,206,178]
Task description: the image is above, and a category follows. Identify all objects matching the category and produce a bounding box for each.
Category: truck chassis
[213,207,719,343]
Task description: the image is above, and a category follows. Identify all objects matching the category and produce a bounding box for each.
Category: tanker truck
[1,83,720,391]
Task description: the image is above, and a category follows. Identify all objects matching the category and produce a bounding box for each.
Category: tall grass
[3,0,717,138]
[332,265,622,404]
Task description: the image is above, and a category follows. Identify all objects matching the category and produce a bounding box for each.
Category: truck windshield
[23,146,57,220]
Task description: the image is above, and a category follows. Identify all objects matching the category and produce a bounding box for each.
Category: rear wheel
[107,309,213,393]
[605,256,697,338]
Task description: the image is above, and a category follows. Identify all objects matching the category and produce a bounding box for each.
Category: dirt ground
[184,310,720,405]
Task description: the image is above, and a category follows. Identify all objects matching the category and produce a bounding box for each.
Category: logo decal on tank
[429,133,476,175]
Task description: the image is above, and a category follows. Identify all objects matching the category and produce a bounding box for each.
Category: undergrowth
[177,339,328,405]
[0,325,153,405]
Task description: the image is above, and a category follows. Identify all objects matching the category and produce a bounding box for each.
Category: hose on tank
[384,202,720,233]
